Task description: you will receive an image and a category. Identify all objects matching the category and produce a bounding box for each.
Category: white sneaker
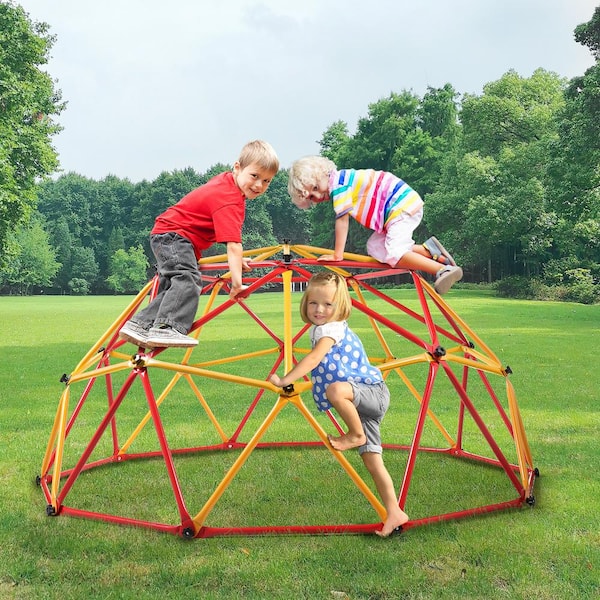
[434,266,463,294]
[146,326,198,348]
[119,320,150,346]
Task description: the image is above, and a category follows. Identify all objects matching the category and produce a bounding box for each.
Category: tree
[106,245,150,294]
[0,216,60,294]
[346,91,420,171]
[0,2,64,263]
[47,217,72,292]
[69,245,99,294]
[427,69,566,280]
[418,84,460,140]
[107,227,126,265]
[242,194,277,250]
[318,120,350,160]
[36,174,99,291]
[574,5,600,60]
[263,171,312,246]
[546,7,600,282]
[409,84,461,196]
[93,175,136,275]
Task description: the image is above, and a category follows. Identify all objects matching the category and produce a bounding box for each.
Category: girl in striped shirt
[288,156,463,294]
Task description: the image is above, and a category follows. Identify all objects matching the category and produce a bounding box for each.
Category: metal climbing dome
[38,243,538,538]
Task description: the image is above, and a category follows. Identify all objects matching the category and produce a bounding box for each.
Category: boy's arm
[318,213,349,262]
[269,337,335,387]
[226,241,247,298]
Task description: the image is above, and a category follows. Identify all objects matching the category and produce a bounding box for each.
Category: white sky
[16,0,598,182]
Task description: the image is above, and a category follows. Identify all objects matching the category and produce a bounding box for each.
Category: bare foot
[328,432,366,451]
[375,509,409,537]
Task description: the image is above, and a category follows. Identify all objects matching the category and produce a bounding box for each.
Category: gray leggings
[349,381,390,455]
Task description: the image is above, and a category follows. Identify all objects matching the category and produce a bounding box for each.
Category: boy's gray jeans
[131,232,201,335]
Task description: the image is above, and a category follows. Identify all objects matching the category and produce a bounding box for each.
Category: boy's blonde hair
[299,271,352,324]
[238,140,280,173]
[288,155,337,209]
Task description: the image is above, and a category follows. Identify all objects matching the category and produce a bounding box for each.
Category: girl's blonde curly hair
[287,156,336,210]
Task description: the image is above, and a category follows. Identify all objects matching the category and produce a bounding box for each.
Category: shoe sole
[145,337,198,348]
[434,267,463,295]
[119,331,148,347]
[429,236,456,266]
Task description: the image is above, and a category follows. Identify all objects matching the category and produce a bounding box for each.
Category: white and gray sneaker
[119,320,150,346]
[434,266,463,295]
[146,325,198,348]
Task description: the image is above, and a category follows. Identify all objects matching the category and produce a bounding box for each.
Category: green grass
[0,290,599,599]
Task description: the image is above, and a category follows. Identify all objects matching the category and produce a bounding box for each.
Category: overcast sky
[16,0,598,182]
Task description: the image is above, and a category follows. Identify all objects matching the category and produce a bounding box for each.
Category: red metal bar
[398,362,439,508]
[56,370,139,507]
[138,369,193,529]
[442,362,525,495]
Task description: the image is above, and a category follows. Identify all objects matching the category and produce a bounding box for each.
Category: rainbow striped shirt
[330,169,423,233]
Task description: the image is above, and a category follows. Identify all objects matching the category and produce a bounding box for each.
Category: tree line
[1,3,598,302]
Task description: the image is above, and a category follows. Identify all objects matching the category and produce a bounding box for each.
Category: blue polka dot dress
[310,321,383,411]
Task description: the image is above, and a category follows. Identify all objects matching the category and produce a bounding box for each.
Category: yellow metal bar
[183,374,229,442]
[118,372,184,455]
[192,395,289,528]
[282,267,293,372]
[444,354,504,376]
[389,366,456,447]
[446,345,503,370]
[420,278,502,365]
[197,245,281,265]
[506,378,534,489]
[71,279,154,376]
[49,386,71,507]
[189,346,280,369]
[378,352,433,371]
[40,387,68,476]
[66,360,135,385]
[291,244,381,265]
[351,280,394,359]
[247,247,286,262]
[289,394,386,520]
[145,357,277,391]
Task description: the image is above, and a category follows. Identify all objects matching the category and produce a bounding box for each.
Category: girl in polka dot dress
[269,271,409,536]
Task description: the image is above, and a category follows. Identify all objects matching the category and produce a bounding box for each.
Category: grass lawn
[0,289,598,599]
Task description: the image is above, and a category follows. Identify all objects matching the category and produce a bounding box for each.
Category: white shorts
[366,208,423,267]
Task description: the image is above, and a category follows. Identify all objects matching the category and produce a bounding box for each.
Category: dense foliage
[0,5,598,302]
[0,1,64,264]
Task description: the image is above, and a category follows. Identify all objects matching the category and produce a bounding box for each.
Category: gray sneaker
[423,236,456,266]
[434,265,463,295]
[146,325,198,348]
[119,320,150,346]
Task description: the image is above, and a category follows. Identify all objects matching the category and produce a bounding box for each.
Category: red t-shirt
[151,171,245,259]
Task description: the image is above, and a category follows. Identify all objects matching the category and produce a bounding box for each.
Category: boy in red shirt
[120,140,279,348]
